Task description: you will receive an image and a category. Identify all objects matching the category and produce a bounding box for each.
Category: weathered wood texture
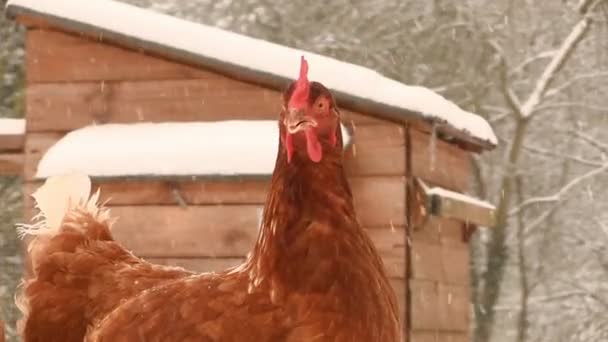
[408,227,470,335]
[25,79,385,132]
[24,29,388,133]
[408,127,472,339]
[0,133,24,151]
[409,217,470,289]
[0,153,23,175]
[26,29,213,83]
[24,176,406,228]
[141,227,403,280]
[23,176,405,256]
[23,132,63,180]
[410,129,470,192]
[409,280,469,332]
[433,192,496,227]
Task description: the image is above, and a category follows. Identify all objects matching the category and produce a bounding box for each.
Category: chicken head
[281,56,341,163]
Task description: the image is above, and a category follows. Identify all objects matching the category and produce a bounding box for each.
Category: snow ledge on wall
[6,0,497,149]
[427,186,495,210]
[0,118,25,135]
[35,121,352,179]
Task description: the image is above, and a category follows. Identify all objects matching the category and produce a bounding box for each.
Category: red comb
[288,56,310,109]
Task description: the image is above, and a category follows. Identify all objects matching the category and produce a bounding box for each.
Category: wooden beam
[0,153,23,175]
[409,280,469,332]
[415,178,496,227]
[410,128,470,192]
[25,81,387,133]
[26,29,215,83]
[24,176,407,231]
[410,241,469,285]
[433,193,496,227]
[0,133,25,151]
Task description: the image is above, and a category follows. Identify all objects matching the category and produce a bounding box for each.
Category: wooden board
[26,82,389,133]
[434,192,496,227]
[25,80,281,131]
[409,280,469,332]
[410,241,469,285]
[103,207,402,256]
[0,133,24,151]
[410,128,470,192]
[343,124,406,176]
[97,179,269,205]
[366,228,405,279]
[24,172,404,210]
[0,153,23,175]
[411,217,467,248]
[26,29,215,83]
[108,205,261,258]
[88,205,404,274]
[24,29,390,128]
[24,175,406,228]
[23,132,64,180]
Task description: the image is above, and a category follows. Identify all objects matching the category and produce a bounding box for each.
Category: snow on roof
[35,121,352,179]
[427,186,495,210]
[6,0,497,149]
[0,118,25,135]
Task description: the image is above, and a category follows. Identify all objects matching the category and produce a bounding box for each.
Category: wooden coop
[2,0,498,341]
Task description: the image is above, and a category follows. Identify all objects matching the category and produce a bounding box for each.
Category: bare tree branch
[533,102,608,114]
[509,50,558,76]
[545,71,608,98]
[519,4,599,118]
[522,143,604,167]
[568,129,608,153]
[487,40,524,117]
[510,162,608,216]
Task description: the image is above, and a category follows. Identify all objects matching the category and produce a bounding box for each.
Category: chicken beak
[285,108,317,134]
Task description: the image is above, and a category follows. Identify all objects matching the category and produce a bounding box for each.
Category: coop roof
[35,121,352,179]
[6,0,497,150]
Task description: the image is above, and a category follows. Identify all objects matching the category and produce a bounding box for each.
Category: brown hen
[18,57,401,342]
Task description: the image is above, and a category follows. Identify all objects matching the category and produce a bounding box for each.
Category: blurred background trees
[1,0,606,341]
[0,0,24,340]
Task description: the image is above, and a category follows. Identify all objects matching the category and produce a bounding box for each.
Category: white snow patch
[7,0,497,146]
[0,118,25,135]
[427,186,495,210]
[35,121,352,178]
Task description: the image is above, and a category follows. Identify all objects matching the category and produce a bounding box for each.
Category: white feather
[17,172,92,238]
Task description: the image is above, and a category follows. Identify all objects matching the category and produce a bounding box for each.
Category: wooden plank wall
[0,128,25,175]
[408,128,471,342]
[23,28,409,332]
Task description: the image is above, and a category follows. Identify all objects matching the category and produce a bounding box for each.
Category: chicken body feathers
[16,173,193,342]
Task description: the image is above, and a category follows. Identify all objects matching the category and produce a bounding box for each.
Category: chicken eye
[315,99,327,113]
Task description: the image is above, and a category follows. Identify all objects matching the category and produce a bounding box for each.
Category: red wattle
[330,129,337,147]
[285,133,294,163]
[305,129,323,163]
